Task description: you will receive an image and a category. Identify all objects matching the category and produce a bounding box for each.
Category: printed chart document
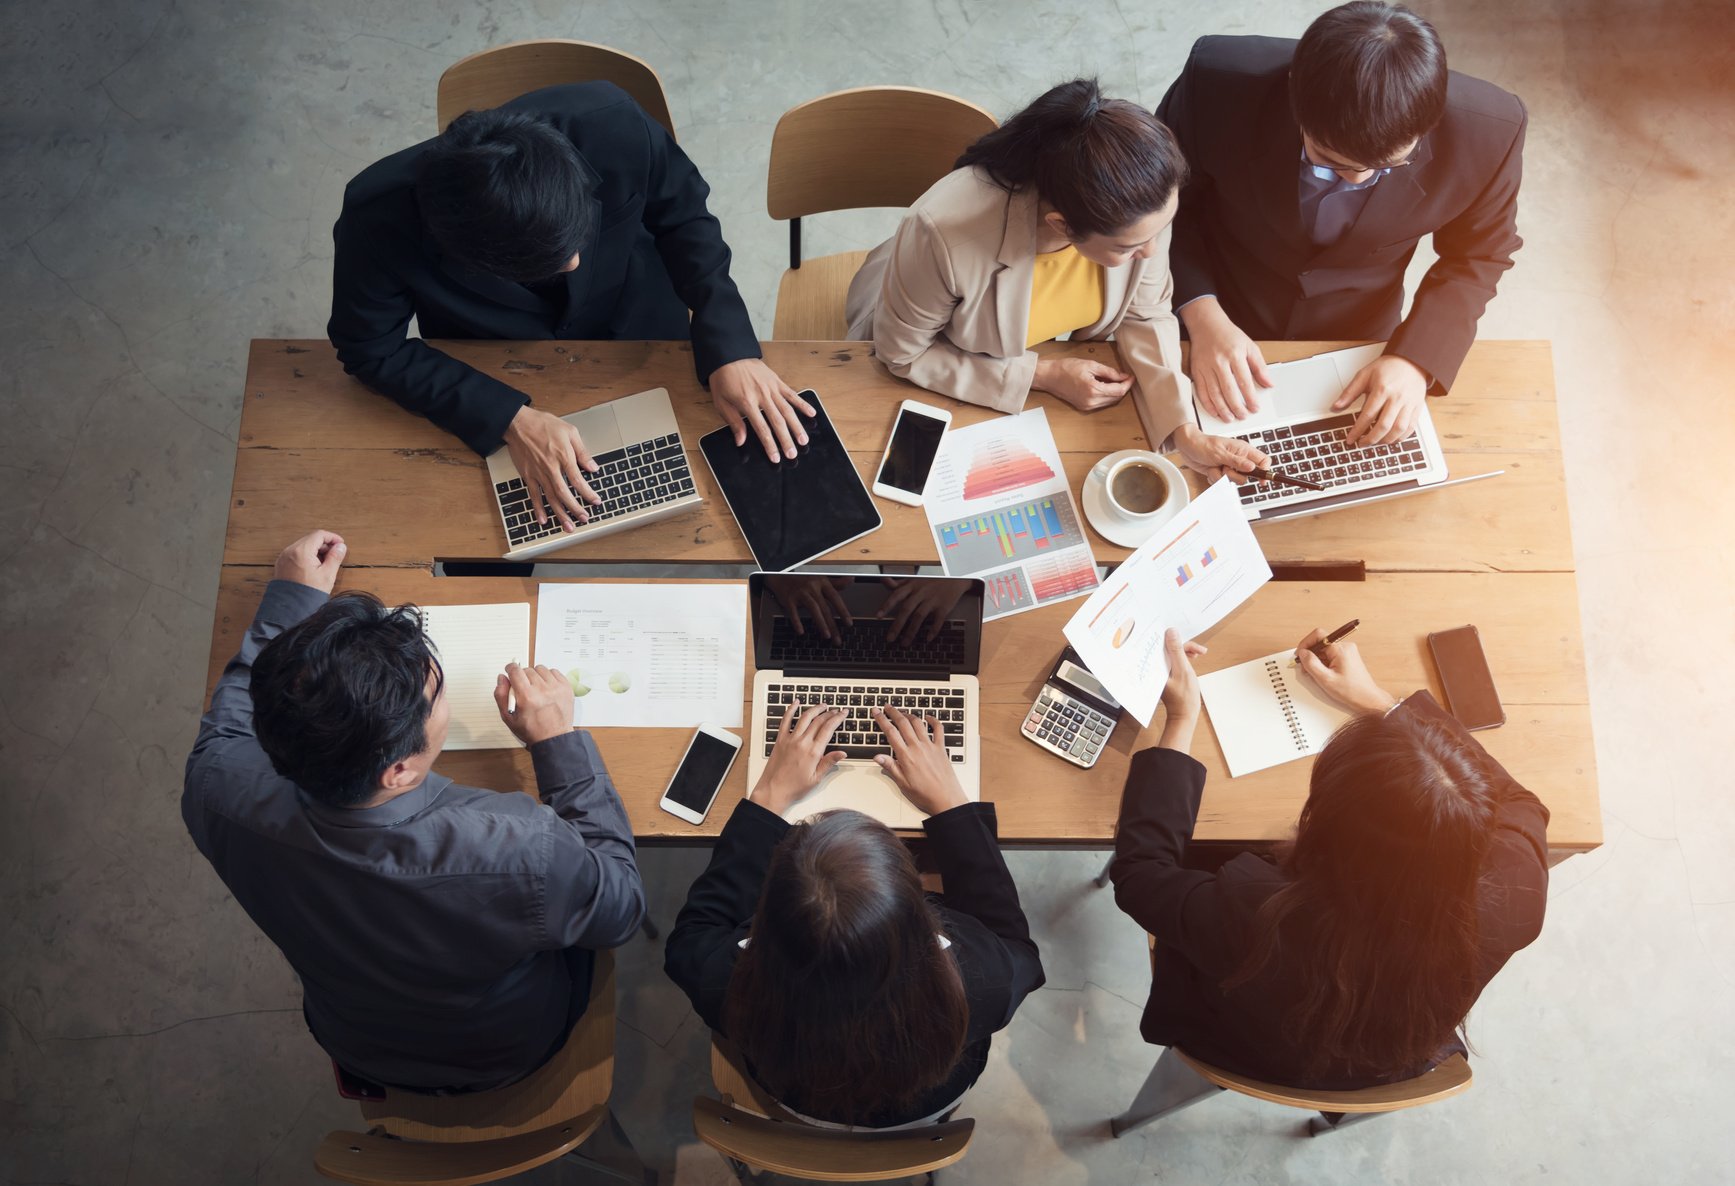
[419,603,529,751]
[534,583,747,729]
[1063,478,1272,725]
[923,408,1099,621]
[1198,650,1354,777]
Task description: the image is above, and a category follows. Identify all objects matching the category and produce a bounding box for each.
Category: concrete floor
[3,0,1731,1182]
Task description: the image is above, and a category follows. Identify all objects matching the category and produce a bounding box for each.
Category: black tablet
[698,389,882,572]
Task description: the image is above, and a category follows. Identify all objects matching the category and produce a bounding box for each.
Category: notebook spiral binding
[1264,658,1308,751]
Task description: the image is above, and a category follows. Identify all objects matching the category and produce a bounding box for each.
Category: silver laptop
[485,387,702,560]
[746,572,985,829]
[1194,343,1492,522]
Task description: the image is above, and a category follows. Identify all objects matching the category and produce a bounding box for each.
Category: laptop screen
[749,573,984,678]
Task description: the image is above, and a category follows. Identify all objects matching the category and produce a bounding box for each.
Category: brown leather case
[1427,624,1505,731]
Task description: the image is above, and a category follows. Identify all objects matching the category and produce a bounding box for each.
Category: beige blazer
[845,167,1193,447]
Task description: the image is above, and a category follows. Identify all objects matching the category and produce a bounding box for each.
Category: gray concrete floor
[3,0,1731,1182]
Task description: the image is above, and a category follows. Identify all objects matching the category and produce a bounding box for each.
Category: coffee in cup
[1107,459,1169,517]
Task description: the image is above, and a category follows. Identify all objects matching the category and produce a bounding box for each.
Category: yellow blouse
[1025,245,1106,349]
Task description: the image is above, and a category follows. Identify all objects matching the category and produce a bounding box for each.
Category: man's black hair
[250,592,443,807]
[1290,2,1449,166]
[415,108,599,283]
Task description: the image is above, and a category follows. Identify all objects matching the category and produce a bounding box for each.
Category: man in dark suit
[1157,2,1526,446]
[329,82,812,534]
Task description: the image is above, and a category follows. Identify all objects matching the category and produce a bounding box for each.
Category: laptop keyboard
[763,682,967,762]
[1233,414,1428,506]
[496,433,696,548]
[768,618,967,670]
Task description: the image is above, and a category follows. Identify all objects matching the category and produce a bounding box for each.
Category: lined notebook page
[1199,649,1354,777]
[420,603,529,751]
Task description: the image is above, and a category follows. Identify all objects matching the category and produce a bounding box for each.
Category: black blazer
[1157,36,1526,392]
[664,799,1045,1127]
[1110,692,1549,1089]
[327,82,761,455]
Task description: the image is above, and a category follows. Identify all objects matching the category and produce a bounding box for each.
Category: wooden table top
[209,338,1600,852]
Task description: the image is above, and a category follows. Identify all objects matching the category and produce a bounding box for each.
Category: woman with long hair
[665,702,1043,1127]
[845,77,1267,482]
[1110,628,1549,1087]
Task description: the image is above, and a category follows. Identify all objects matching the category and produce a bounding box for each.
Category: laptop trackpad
[784,763,923,830]
[563,405,624,455]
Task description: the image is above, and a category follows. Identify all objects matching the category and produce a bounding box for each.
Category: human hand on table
[1156,628,1208,753]
[273,529,346,594]
[710,358,815,463]
[1170,423,1271,484]
[493,662,575,746]
[749,701,848,814]
[1033,356,1133,411]
[871,705,969,816]
[1335,354,1428,446]
[1180,297,1272,420]
[503,405,601,532]
[1293,628,1398,716]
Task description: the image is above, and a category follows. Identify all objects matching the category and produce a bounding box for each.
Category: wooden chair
[766,87,998,340]
[313,950,649,1185]
[695,1036,975,1183]
[1111,935,1473,1138]
[436,39,675,137]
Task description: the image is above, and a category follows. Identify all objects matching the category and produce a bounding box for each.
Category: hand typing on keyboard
[1333,354,1429,447]
[748,702,848,816]
[871,706,969,816]
[502,406,600,531]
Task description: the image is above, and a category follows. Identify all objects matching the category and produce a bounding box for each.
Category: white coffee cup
[1104,456,1173,519]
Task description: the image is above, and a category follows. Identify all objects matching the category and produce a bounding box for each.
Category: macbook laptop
[486,387,702,560]
[1193,343,1497,522]
[746,572,985,829]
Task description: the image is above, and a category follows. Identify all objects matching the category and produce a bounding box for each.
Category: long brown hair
[724,810,969,1122]
[955,78,1187,239]
[1227,710,1499,1077]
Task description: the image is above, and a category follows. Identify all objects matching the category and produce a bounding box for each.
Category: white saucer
[1081,450,1190,547]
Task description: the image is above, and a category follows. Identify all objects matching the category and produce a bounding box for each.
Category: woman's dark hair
[955,78,1187,240]
[724,810,969,1124]
[1227,709,1498,1078]
[416,108,598,282]
[250,592,443,808]
[1290,1,1449,166]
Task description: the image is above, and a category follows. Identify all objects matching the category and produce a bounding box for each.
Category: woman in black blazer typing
[1112,628,1549,1089]
[665,702,1044,1128]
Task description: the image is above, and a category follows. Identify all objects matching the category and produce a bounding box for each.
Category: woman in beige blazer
[846,80,1265,480]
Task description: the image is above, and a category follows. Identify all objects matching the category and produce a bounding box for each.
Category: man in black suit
[329,82,811,534]
[1157,2,1526,447]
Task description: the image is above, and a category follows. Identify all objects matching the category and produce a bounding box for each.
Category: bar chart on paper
[933,497,1087,575]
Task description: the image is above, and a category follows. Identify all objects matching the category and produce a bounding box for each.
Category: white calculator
[1021,646,1123,768]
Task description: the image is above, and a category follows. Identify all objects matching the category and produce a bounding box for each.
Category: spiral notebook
[418,603,530,751]
[1198,650,1355,777]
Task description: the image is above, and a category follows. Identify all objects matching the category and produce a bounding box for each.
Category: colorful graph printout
[934,497,1085,571]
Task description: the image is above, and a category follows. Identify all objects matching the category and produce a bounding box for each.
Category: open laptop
[486,387,702,560]
[746,572,985,829]
[1194,343,1499,522]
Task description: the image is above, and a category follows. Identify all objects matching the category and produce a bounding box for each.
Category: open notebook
[419,603,529,751]
[1199,650,1355,777]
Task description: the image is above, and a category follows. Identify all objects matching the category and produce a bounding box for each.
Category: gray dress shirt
[182,579,645,1090]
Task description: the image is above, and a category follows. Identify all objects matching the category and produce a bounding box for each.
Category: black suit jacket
[1157,36,1526,391]
[664,799,1045,1127]
[1109,692,1549,1089]
[327,82,760,455]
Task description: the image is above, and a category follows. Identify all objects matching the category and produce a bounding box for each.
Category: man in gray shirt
[183,530,644,1091]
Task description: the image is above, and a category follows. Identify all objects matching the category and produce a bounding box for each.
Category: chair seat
[1176,1049,1474,1114]
[314,1114,601,1186]
[773,250,871,340]
[692,1096,973,1182]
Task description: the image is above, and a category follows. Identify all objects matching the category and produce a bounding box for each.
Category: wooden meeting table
[208,339,1599,859]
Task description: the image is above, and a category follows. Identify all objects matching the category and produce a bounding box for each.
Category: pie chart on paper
[1112,618,1136,649]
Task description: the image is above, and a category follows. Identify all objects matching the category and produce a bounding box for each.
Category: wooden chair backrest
[313,1111,600,1186]
[437,39,674,137]
[1176,1050,1474,1114]
[356,949,616,1141]
[766,86,998,220]
[692,1096,974,1182]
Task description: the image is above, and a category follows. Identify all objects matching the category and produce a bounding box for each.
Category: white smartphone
[658,723,743,825]
[871,399,952,506]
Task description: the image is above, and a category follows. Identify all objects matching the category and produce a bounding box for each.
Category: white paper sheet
[922,408,1100,621]
[1062,478,1272,725]
[1198,649,1355,777]
[420,603,529,751]
[533,583,747,729]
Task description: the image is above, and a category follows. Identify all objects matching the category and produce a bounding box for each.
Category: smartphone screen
[664,731,739,814]
[876,408,948,494]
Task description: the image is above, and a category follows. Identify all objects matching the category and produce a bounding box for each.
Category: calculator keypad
[1022,687,1116,767]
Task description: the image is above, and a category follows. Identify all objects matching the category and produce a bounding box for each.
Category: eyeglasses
[1303,145,1418,178]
